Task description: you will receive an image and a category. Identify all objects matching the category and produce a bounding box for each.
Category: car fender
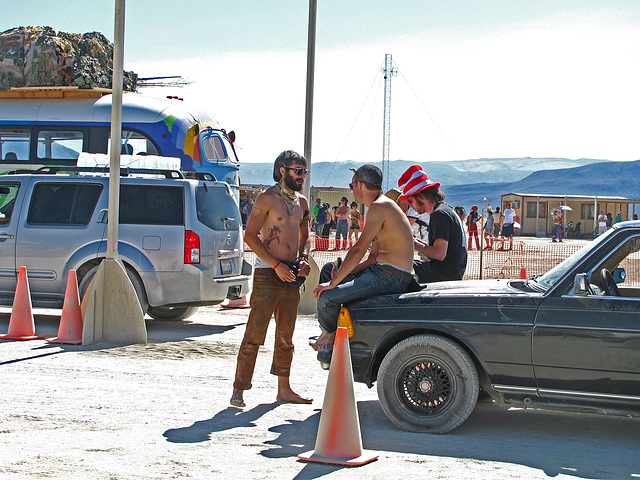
[78,240,162,305]
[369,322,489,386]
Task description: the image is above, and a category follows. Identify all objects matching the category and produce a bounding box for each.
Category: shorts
[502,223,514,237]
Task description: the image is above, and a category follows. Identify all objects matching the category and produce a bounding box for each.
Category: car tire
[377,334,479,434]
[78,263,149,315]
[146,305,198,321]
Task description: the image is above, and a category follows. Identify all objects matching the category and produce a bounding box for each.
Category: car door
[0,180,26,300]
[16,180,107,302]
[533,233,640,398]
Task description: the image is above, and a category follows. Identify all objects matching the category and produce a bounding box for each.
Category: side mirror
[613,268,626,284]
[574,273,590,295]
[228,130,236,143]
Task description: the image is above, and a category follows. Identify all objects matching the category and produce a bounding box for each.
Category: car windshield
[536,228,616,289]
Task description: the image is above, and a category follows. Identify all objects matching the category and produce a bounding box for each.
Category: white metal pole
[303,0,317,202]
[107,0,125,259]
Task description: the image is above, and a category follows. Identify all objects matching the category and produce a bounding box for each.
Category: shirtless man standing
[311,164,414,350]
[333,197,350,250]
[231,150,312,408]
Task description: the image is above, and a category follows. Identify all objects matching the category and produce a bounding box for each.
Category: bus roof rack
[183,171,217,181]
[31,166,185,179]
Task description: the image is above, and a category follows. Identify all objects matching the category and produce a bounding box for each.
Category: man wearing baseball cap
[398,164,467,283]
[311,164,414,350]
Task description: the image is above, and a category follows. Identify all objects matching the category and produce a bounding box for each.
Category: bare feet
[277,377,312,404]
[230,389,245,408]
[276,389,313,404]
[309,330,335,351]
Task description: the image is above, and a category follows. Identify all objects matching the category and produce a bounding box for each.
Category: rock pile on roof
[0,26,137,92]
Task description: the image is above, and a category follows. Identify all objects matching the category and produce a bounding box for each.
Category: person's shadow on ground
[163,402,281,443]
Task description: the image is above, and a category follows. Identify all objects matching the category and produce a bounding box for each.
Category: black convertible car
[324,222,640,433]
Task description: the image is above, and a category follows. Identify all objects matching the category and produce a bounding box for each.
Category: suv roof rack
[183,171,217,181]
[31,166,185,179]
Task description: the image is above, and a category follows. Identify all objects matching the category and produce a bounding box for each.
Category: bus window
[108,129,161,156]
[37,130,84,160]
[202,134,227,162]
[0,129,30,162]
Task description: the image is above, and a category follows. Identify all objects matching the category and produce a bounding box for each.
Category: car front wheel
[377,334,479,434]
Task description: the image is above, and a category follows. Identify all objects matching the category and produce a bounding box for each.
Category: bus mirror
[228,131,236,143]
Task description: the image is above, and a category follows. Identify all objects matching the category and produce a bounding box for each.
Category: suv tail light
[185,230,200,264]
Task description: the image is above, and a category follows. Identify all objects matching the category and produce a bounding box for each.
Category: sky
[5,1,640,168]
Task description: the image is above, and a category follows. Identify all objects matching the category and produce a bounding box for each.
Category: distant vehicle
[0,88,240,194]
[0,167,251,321]
[320,222,640,433]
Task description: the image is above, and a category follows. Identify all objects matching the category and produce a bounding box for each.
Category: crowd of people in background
[240,192,638,253]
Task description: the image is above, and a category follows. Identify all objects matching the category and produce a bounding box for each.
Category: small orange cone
[520,268,527,279]
[47,270,83,345]
[220,295,251,309]
[0,266,46,341]
[298,327,378,467]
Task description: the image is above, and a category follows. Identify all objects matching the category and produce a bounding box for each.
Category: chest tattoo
[265,225,282,249]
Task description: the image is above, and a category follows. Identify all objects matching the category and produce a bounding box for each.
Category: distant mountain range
[443,159,640,209]
[239,157,608,189]
[240,157,640,208]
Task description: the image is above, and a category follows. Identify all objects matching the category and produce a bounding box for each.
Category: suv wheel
[377,334,479,434]
[147,305,198,321]
[79,263,149,314]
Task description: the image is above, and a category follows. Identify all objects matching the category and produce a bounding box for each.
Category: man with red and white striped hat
[398,164,467,283]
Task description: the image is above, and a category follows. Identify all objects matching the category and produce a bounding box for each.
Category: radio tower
[381,54,397,192]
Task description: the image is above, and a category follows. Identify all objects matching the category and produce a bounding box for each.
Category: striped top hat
[398,164,440,201]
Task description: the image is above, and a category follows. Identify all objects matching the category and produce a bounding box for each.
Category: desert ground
[0,304,638,480]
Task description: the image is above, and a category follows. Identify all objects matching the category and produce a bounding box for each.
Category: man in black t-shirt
[398,165,467,283]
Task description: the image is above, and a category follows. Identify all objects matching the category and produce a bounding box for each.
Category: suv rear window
[120,185,184,225]
[195,185,240,230]
[28,182,102,225]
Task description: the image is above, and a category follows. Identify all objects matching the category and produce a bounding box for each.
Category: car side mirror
[574,273,590,295]
[613,268,626,284]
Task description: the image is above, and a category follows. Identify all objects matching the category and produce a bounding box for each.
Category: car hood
[347,278,543,310]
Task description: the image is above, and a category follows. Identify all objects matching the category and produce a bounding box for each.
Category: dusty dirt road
[0,305,638,480]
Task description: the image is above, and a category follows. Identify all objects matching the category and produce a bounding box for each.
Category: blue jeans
[317,263,412,334]
[335,219,349,240]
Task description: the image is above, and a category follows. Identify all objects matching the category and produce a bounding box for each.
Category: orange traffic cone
[298,327,378,467]
[47,270,83,345]
[0,266,46,341]
[220,295,251,309]
[520,268,527,279]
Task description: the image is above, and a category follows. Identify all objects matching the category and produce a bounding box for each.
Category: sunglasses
[349,181,359,190]
[285,166,309,176]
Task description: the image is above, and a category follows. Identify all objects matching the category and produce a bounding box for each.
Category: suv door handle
[97,209,108,223]
[0,233,13,239]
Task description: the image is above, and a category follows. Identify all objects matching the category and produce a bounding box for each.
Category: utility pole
[381,54,397,192]
[303,0,317,202]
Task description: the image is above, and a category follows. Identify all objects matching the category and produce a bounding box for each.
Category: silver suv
[0,167,251,320]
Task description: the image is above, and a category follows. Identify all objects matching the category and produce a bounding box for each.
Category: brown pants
[233,268,300,391]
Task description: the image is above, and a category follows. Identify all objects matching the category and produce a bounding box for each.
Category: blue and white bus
[0,87,240,191]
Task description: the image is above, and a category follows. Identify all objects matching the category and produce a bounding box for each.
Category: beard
[283,170,303,191]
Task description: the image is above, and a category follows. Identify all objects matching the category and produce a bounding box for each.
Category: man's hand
[313,281,335,299]
[298,259,311,277]
[274,262,296,282]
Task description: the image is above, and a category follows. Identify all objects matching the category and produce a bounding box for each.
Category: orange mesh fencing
[244,235,624,283]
